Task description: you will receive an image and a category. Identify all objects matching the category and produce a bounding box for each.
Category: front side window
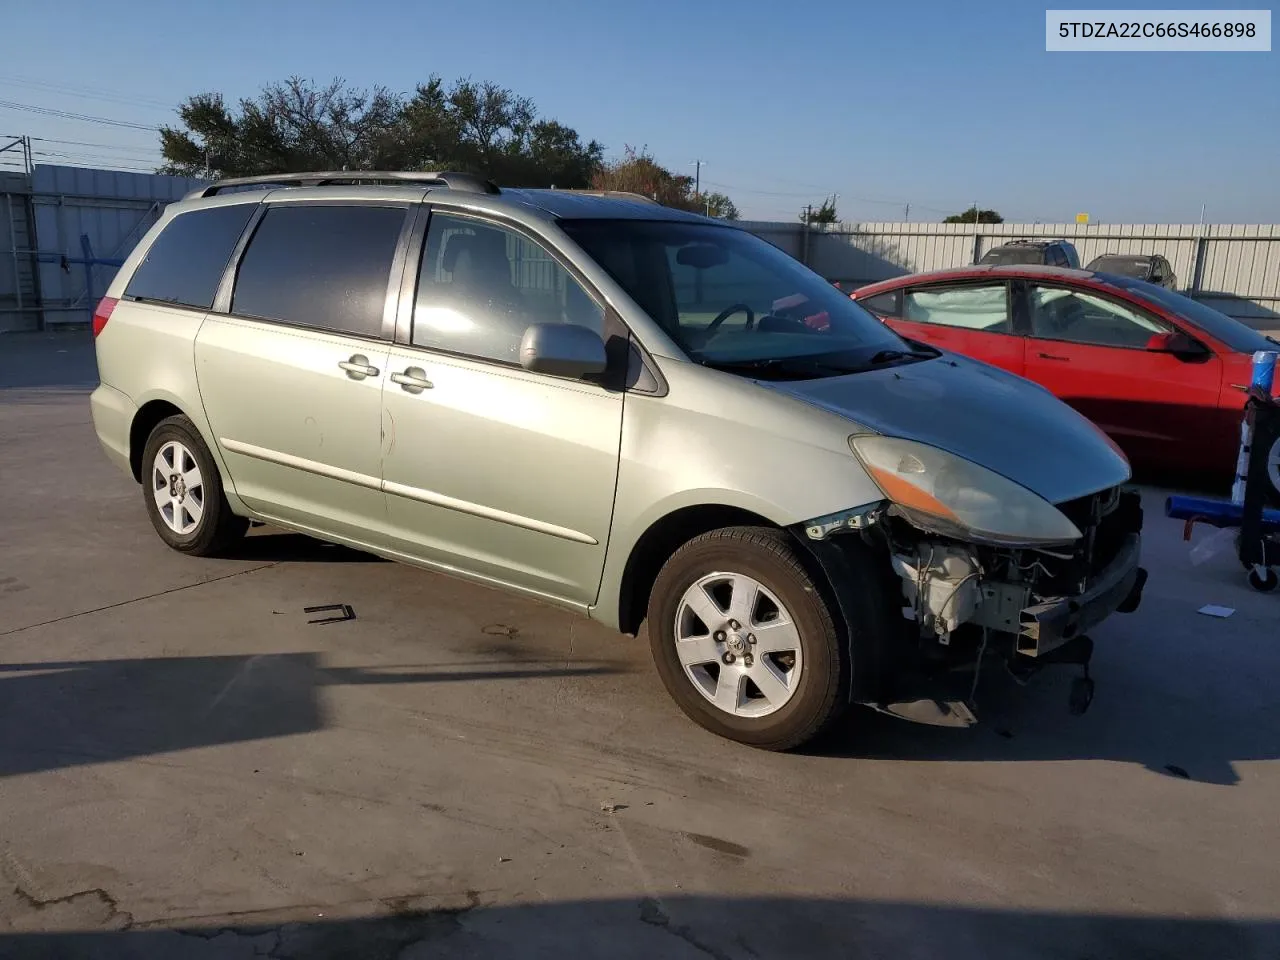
[560,219,910,377]
[904,283,1010,332]
[231,204,406,337]
[860,290,901,318]
[1029,285,1170,348]
[125,203,256,309]
[412,212,605,364]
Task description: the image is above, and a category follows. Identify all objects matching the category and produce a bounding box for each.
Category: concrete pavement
[1,332,1278,958]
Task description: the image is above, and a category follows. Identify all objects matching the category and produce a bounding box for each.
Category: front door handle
[338,355,380,379]
[390,367,433,393]
[1037,352,1070,361]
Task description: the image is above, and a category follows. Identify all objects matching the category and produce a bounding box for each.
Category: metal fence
[1,163,206,332]
[739,220,1280,327]
[4,157,1280,333]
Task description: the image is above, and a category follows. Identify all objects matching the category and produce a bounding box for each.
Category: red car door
[1020,281,1223,473]
[873,281,1025,376]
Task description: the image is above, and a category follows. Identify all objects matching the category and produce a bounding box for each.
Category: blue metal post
[80,234,96,325]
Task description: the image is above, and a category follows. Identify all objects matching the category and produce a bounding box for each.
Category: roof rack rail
[187,170,500,200]
[549,188,661,205]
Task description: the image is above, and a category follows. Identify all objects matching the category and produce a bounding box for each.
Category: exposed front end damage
[796,486,1147,727]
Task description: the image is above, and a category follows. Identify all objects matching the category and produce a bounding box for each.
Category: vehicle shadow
[233,529,388,563]
[0,894,1274,959]
[812,653,1278,787]
[0,653,626,778]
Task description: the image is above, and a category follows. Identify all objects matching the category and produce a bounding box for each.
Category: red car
[851,265,1280,498]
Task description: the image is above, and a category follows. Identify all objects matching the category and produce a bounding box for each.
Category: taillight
[92,297,118,338]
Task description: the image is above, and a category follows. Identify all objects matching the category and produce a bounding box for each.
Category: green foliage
[944,206,1004,224]
[589,146,740,218]
[802,196,838,224]
[159,76,603,188]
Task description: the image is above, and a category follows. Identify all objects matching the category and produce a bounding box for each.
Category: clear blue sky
[3,0,1277,223]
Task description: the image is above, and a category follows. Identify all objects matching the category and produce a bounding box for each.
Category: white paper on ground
[1197,605,1236,618]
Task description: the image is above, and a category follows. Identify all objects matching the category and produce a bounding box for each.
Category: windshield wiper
[697,356,861,378]
[867,346,937,365]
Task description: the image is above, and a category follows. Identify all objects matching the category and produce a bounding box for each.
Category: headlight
[849,435,1082,546]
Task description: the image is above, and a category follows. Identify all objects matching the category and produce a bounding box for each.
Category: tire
[140,415,247,556]
[1248,567,1278,593]
[647,526,856,750]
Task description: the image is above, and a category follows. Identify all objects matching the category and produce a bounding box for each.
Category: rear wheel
[141,415,247,556]
[647,526,851,750]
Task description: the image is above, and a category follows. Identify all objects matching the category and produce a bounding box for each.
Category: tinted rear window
[231,205,406,337]
[980,246,1045,265]
[124,204,256,309]
[1089,256,1152,279]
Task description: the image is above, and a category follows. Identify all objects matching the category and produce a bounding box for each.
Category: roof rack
[187,170,500,200]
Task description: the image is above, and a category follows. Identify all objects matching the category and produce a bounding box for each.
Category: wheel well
[129,400,183,482]
[617,505,776,636]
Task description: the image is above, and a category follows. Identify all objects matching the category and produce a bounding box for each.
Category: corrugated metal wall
[29,165,207,326]
[740,220,1280,327]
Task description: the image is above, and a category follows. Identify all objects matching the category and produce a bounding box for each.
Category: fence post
[972,232,983,265]
[1190,235,1209,297]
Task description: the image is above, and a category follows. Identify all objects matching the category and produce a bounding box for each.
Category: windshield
[1107,277,1277,354]
[559,219,914,376]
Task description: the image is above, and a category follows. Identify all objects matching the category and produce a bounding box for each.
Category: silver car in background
[89,171,1147,748]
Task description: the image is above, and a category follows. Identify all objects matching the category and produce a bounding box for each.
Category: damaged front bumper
[797,486,1148,726]
[1016,533,1146,658]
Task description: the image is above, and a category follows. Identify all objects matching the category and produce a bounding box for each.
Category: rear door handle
[1037,352,1070,361]
[338,355,380,379]
[390,367,433,393]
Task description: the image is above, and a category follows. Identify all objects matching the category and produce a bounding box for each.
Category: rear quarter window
[124,204,257,309]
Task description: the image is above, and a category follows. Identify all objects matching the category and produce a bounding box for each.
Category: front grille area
[1039,486,1142,593]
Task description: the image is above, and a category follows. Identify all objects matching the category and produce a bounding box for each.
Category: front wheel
[647,526,852,750]
[141,415,247,556]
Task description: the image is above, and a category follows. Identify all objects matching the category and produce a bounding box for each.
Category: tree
[699,191,740,220]
[802,196,838,224]
[589,146,739,217]
[944,206,1004,224]
[159,76,603,188]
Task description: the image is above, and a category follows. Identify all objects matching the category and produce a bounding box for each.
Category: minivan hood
[766,355,1131,505]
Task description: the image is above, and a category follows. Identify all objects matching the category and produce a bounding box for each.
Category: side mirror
[1146,330,1209,361]
[519,323,608,378]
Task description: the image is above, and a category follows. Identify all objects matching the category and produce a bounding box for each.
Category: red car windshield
[1110,278,1278,354]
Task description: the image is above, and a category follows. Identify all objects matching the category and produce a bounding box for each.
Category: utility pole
[904,203,910,222]
[692,160,703,199]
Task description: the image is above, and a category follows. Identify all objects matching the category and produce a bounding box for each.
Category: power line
[0,75,174,112]
[33,149,162,167]
[0,99,160,131]
[28,136,164,154]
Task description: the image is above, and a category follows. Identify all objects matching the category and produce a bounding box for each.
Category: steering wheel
[705,303,755,334]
